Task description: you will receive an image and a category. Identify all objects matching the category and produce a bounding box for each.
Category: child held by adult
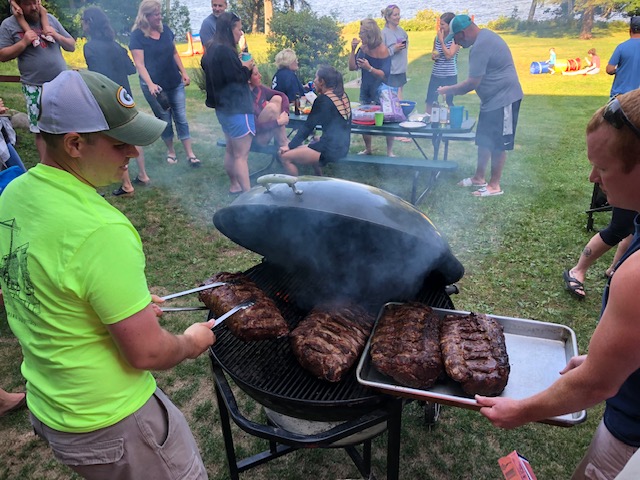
[10,0,54,47]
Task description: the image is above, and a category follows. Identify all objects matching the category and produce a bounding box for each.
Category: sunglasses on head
[603,96,640,140]
[387,4,398,9]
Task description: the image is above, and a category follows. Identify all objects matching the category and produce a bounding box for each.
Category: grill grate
[210,261,454,421]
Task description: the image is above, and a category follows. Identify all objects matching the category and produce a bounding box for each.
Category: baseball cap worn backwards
[38,70,166,146]
[445,14,472,43]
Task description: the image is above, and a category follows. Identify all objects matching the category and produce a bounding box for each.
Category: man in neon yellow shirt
[0,70,216,479]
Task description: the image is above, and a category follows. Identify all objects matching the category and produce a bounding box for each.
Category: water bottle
[156,86,171,111]
[294,94,301,116]
[431,99,440,127]
[439,97,449,127]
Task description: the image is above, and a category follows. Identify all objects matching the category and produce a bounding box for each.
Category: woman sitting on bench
[278,65,351,176]
[250,66,290,148]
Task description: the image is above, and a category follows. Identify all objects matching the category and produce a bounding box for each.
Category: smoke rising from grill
[213,177,464,309]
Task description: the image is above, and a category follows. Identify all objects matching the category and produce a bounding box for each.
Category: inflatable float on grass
[179,32,203,57]
[530,58,584,74]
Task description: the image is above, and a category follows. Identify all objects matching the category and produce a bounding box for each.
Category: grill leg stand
[410,170,419,204]
[215,380,242,480]
[363,440,371,475]
[386,399,403,480]
[345,441,374,480]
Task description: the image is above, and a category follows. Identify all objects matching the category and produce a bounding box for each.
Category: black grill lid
[213,175,463,305]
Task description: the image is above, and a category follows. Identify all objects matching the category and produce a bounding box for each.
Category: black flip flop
[112,187,134,197]
[133,176,151,186]
[563,269,585,300]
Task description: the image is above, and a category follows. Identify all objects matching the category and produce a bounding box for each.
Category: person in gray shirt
[0,0,75,159]
[438,15,523,197]
[199,0,227,51]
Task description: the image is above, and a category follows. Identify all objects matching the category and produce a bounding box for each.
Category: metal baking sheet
[356,304,586,427]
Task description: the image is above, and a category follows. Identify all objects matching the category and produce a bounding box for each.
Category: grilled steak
[290,304,375,382]
[370,302,443,389]
[440,312,510,396]
[198,272,289,341]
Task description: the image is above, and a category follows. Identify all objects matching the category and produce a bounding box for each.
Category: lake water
[183,0,552,35]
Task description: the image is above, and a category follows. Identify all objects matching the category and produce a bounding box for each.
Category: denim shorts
[30,388,207,480]
[216,111,255,139]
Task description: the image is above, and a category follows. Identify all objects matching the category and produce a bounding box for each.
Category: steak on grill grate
[440,312,510,396]
[199,272,289,341]
[370,302,444,389]
[290,304,375,382]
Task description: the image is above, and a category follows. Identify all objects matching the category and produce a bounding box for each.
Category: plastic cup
[241,52,252,61]
[449,106,468,129]
[374,112,384,126]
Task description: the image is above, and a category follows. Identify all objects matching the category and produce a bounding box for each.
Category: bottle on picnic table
[439,96,449,126]
[431,99,440,127]
[294,94,301,116]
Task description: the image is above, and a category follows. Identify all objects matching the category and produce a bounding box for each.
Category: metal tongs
[160,282,227,312]
[211,300,255,329]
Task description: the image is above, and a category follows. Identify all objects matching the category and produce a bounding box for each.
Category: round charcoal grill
[210,261,456,421]
[210,263,388,422]
[208,175,462,479]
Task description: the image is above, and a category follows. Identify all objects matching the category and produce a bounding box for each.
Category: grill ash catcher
[208,175,463,479]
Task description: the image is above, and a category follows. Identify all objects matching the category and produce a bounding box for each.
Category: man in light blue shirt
[607,16,640,97]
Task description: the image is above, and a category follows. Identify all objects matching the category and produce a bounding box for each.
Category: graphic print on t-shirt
[0,218,39,314]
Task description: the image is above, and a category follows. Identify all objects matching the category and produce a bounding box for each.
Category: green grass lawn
[0,26,629,479]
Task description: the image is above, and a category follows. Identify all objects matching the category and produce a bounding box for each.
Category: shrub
[255,62,278,87]
[342,9,443,34]
[487,15,520,31]
[267,8,346,83]
[163,0,191,39]
[191,66,206,93]
[402,9,442,32]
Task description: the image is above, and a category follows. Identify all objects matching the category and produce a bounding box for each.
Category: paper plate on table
[399,121,427,129]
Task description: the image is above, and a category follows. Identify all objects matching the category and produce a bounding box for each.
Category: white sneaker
[41,34,55,43]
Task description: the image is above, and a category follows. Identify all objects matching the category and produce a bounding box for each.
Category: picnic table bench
[337,154,458,205]
[288,115,475,204]
[216,117,475,205]
[216,139,278,178]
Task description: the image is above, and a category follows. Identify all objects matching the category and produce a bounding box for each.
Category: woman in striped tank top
[425,12,460,114]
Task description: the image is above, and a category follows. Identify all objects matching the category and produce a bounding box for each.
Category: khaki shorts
[616,447,640,479]
[572,420,638,480]
[30,388,207,480]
